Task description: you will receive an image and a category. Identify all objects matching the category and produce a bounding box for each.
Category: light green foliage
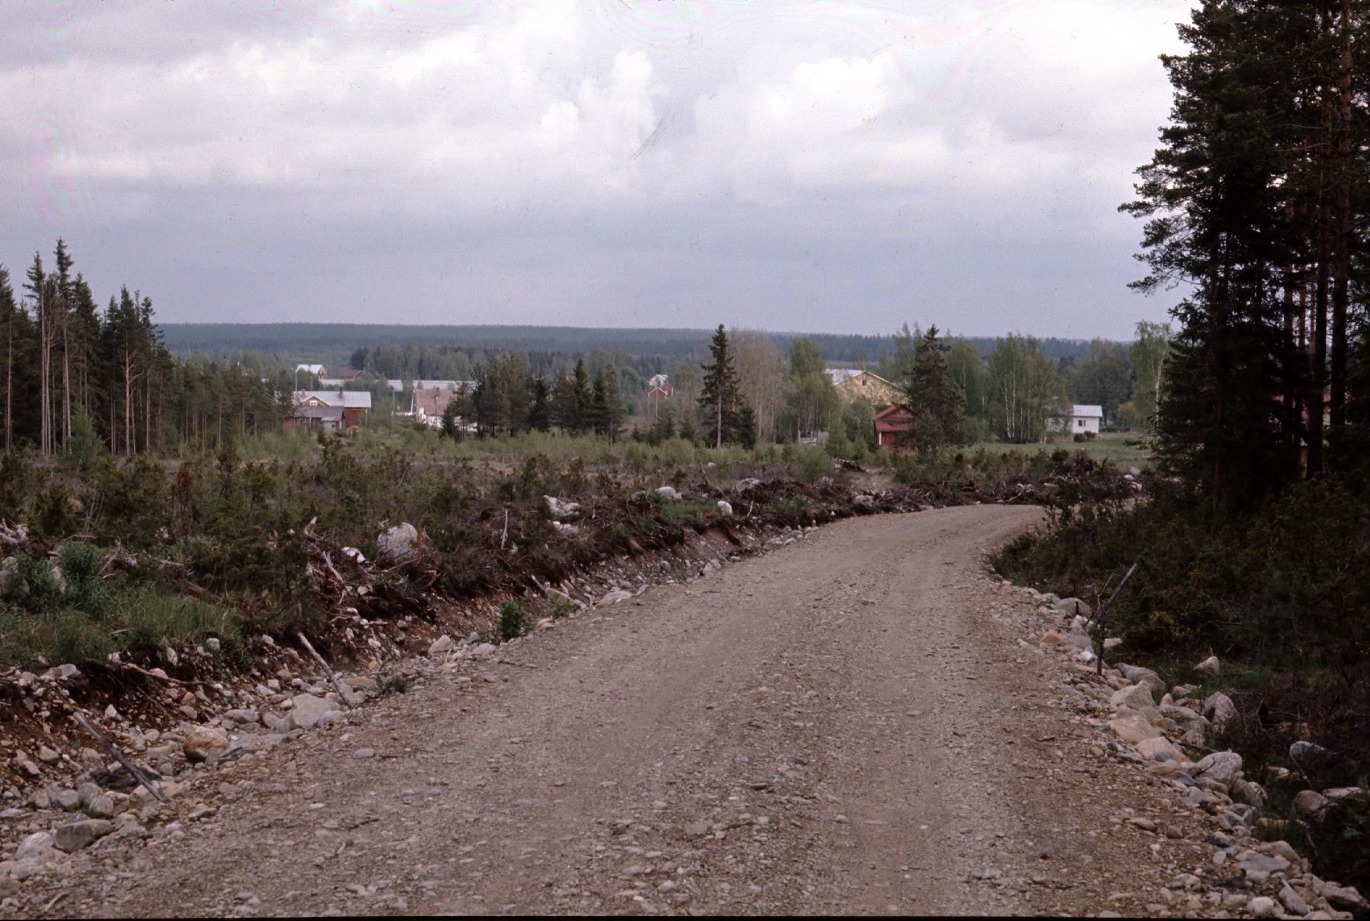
[0,542,241,668]
[987,334,1063,443]
[784,338,839,443]
[1129,322,1171,433]
[947,338,989,424]
[795,446,830,483]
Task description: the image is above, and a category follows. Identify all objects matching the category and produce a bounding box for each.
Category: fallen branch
[71,711,168,803]
[1092,562,1138,677]
[321,550,346,587]
[295,632,357,709]
[530,576,572,604]
[121,661,187,686]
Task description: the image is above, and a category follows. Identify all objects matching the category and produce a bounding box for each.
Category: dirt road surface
[6,505,1230,917]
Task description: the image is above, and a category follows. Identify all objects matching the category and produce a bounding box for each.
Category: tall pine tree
[698,325,746,449]
[1121,0,1370,507]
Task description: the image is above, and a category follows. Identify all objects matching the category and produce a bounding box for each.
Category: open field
[966,431,1153,471]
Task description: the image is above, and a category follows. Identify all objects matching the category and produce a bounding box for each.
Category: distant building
[318,368,364,387]
[284,390,372,432]
[410,384,473,429]
[387,378,469,393]
[873,404,916,449]
[1050,404,1104,436]
[647,374,674,402]
[825,369,901,407]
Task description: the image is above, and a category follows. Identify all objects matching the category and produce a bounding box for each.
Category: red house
[647,374,673,401]
[873,404,915,449]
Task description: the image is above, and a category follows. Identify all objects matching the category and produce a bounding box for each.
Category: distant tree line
[162,322,1111,374]
[0,240,284,456]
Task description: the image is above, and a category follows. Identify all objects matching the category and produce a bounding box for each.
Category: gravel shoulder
[0,505,1316,916]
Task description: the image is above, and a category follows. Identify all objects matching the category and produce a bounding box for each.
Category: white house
[1061,404,1104,435]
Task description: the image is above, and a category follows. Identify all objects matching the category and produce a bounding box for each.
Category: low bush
[497,599,529,641]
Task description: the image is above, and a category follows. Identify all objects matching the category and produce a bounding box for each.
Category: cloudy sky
[0,0,1195,341]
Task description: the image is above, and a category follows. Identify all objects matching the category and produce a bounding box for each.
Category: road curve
[8,505,1224,917]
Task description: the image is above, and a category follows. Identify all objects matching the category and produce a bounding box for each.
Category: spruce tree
[699,325,746,448]
[904,325,966,451]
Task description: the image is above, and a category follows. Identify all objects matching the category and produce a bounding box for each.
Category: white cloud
[0,0,1195,338]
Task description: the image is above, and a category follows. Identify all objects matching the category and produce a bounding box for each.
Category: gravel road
[7,505,1234,917]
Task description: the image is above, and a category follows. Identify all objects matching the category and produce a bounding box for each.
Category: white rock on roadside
[10,832,57,880]
[1192,751,1243,787]
[287,693,339,730]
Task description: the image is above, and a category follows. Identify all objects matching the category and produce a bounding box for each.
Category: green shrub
[497,599,529,641]
[547,595,574,620]
[56,542,112,622]
[795,447,829,483]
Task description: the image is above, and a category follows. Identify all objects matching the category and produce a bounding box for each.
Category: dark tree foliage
[698,325,749,448]
[528,375,551,433]
[902,325,967,451]
[1122,0,1370,509]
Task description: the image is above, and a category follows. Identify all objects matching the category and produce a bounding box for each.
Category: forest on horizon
[158,321,1107,369]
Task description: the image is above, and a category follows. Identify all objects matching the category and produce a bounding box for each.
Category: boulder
[1231,778,1266,809]
[180,724,230,763]
[656,486,680,501]
[428,635,455,656]
[11,831,57,880]
[544,496,581,518]
[54,818,114,853]
[1237,851,1290,876]
[1120,664,1166,697]
[1134,736,1187,764]
[1195,655,1221,676]
[1193,751,1243,787]
[1278,883,1311,917]
[598,587,634,607]
[1292,789,1330,819]
[377,523,423,564]
[287,693,339,730]
[1109,713,1162,745]
[1110,682,1156,712]
[1289,740,1331,763]
[1322,883,1370,914]
[717,500,733,517]
[51,788,82,811]
[1203,691,1237,726]
[1053,597,1092,618]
